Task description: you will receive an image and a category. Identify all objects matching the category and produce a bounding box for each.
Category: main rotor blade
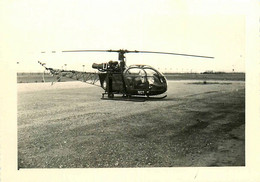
[62,49,214,59]
[62,50,118,53]
[128,50,214,59]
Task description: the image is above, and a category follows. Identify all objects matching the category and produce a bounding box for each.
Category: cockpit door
[124,68,148,93]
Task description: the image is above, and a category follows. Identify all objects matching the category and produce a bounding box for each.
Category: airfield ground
[17,80,245,168]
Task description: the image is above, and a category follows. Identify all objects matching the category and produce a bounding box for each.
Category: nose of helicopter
[148,75,167,95]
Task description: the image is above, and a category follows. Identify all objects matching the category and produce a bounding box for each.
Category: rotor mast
[117,49,127,71]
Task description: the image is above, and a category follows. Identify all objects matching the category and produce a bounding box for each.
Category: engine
[92,61,120,72]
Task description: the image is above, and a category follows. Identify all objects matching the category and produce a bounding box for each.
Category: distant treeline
[17,72,245,83]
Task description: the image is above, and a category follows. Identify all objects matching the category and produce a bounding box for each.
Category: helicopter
[39,49,214,100]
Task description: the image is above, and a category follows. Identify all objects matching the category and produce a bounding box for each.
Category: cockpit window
[144,68,157,76]
[125,68,146,90]
[125,68,146,76]
[144,68,161,85]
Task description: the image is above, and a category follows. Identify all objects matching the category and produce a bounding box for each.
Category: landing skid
[101,97,146,102]
[101,93,167,102]
[146,95,167,100]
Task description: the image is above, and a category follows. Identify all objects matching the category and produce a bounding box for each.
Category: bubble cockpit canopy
[124,65,167,95]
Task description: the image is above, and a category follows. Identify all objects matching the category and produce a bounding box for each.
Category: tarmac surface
[17,80,245,168]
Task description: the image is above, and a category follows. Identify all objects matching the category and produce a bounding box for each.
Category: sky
[1,0,248,73]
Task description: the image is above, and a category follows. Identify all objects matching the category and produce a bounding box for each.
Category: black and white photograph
[1,0,259,181]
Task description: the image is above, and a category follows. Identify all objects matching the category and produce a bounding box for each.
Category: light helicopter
[38,49,213,100]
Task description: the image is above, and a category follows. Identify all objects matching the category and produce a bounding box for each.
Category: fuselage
[98,65,167,96]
